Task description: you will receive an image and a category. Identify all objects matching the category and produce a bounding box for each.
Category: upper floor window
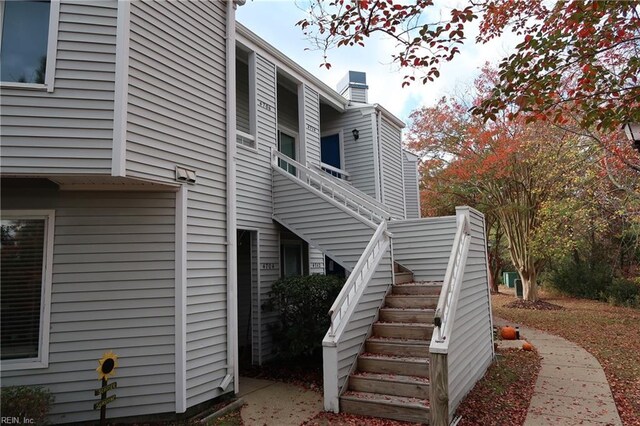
[0,0,58,90]
[1,210,54,369]
[236,47,256,149]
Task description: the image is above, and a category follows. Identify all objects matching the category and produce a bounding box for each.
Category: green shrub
[1,386,54,424]
[602,278,640,308]
[548,256,612,299]
[266,274,345,359]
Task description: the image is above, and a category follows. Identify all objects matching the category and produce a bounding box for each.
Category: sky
[236,0,521,126]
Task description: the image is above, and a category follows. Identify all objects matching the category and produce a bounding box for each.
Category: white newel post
[323,341,340,412]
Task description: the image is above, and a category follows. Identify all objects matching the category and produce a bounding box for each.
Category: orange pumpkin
[500,326,517,340]
[522,341,533,351]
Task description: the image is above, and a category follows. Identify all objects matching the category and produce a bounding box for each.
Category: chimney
[337,71,368,104]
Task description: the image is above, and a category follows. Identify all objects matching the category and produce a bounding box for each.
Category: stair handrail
[326,220,389,340]
[307,162,392,215]
[430,213,471,353]
[272,148,392,223]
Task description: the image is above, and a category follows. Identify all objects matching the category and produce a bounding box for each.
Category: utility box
[503,272,519,288]
[515,279,524,299]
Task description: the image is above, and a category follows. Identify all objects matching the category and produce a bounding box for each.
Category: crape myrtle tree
[297,0,640,135]
[406,67,597,302]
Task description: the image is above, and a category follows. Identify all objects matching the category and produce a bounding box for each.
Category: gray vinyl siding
[403,152,420,219]
[336,248,393,390]
[1,185,175,423]
[303,85,321,166]
[236,54,280,362]
[322,107,378,199]
[126,0,228,407]
[447,208,493,417]
[379,117,405,219]
[347,87,367,104]
[272,171,376,271]
[309,247,325,274]
[0,1,117,175]
[388,217,457,282]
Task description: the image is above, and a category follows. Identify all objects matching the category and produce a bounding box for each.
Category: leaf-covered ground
[302,412,423,426]
[493,291,640,426]
[455,348,541,425]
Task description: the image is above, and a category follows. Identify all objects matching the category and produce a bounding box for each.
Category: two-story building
[1,1,493,424]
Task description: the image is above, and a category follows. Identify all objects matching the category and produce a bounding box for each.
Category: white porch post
[323,341,339,412]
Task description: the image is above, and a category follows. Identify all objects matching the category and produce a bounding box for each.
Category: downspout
[223,0,239,394]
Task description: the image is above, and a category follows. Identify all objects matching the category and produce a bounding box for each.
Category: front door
[321,133,341,177]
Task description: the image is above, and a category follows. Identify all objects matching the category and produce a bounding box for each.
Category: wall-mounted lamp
[623,122,640,153]
[352,129,360,141]
[175,166,197,184]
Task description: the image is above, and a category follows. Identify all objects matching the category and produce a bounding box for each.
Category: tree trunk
[520,269,538,302]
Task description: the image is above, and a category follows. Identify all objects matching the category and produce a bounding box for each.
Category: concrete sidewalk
[494,318,622,426]
[237,377,322,426]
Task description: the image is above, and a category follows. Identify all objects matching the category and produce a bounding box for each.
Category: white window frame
[0,210,55,370]
[0,0,60,92]
[236,48,257,151]
[320,128,346,168]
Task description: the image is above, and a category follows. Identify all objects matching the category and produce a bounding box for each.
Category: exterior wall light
[352,129,360,140]
[623,122,640,153]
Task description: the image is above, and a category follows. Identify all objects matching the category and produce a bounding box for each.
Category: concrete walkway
[237,377,322,426]
[494,318,622,426]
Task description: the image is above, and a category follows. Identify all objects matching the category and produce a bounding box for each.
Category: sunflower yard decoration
[94,351,119,424]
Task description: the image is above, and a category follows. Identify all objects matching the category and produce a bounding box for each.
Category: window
[0,0,58,89]
[1,210,54,369]
[236,47,256,149]
[278,129,297,175]
[280,241,303,278]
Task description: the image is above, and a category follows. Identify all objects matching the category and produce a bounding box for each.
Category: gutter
[224,0,239,395]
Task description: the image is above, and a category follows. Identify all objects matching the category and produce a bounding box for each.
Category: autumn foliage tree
[298,0,640,133]
[407,69,598,302]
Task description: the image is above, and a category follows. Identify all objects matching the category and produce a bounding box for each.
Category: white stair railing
[430,212,471,353]
[322,220,391,412]
[272,148,391,224]
[327,220,389,338]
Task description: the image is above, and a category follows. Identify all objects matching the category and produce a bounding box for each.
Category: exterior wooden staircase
[339,267,443,423]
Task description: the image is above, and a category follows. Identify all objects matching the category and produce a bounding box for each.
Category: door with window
[278,131,297,175]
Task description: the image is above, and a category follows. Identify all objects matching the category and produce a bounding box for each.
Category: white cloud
[237,0,520,125]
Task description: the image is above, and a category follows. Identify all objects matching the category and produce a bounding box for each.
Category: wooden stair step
[349,372,430,398]
[392,282,443,295]
[340,391,430,423]
[385,295,439,309]
[379,307,434,323]
[366,337,430,357]
[358,354,430,377]
[373,322,433,340]
[394,271,414,284]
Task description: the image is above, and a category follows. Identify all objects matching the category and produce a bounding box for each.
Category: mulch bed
[493,291,640,426]
[456,348,541,426]
[302,412,422,426]
[504,299,565,310]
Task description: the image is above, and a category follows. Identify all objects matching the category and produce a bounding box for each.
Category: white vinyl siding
[0,0,117,175]
[447,208,493,417]
[322,107,378,199]
[272,171,376,271]
[125,0,228,408]
[302,84,321,166]
[403,151,421,219]
[379,116,405,219]
[236,53,280,363]
[388,216,457,282]
[0,186,176,424]
[336,250,392,389]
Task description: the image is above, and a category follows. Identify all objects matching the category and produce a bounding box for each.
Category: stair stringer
[272,169,377,271]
